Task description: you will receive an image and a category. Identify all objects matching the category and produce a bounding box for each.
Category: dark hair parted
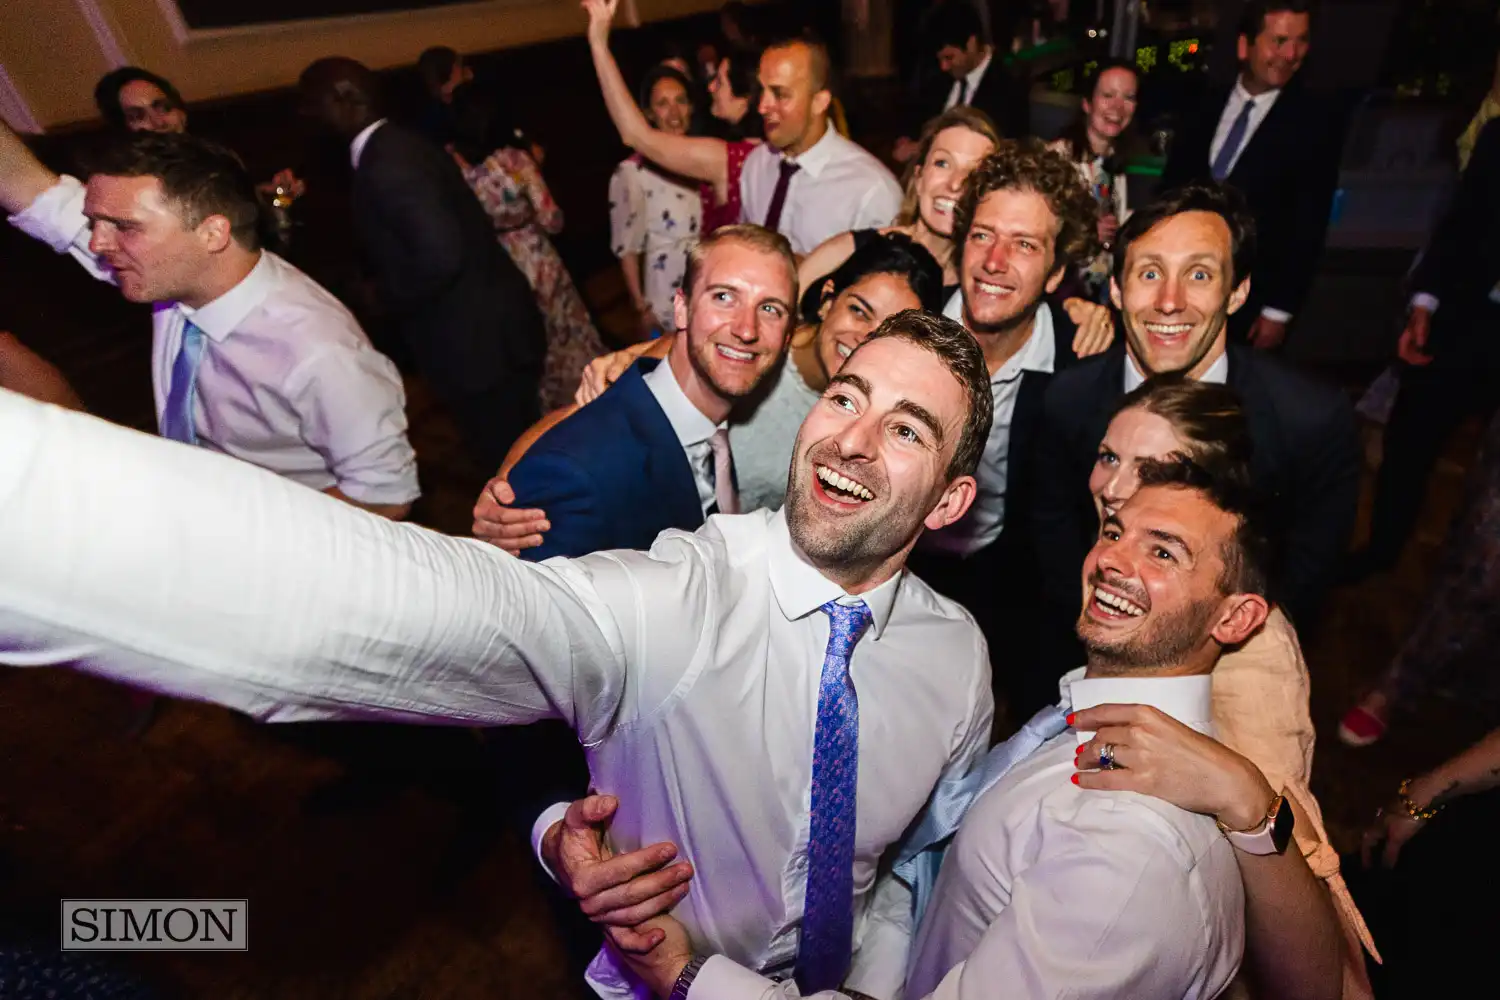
[1133,455,1273,600]
[1113,180,1257,288]
[928,0,986,51]
[951,139,1102,273]
[87,132,262,251]
[637,65,697,122]
[799,231,946,324]
[857,310,992,481]
[1052,59,1142,167]
[94,67,184,130]
[1239,0,1314,40]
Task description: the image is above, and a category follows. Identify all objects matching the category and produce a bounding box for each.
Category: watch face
[1270,795,1295,854]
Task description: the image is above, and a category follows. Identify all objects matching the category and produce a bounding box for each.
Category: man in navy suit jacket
[1161,1,1342,350]
[507,224,798,561]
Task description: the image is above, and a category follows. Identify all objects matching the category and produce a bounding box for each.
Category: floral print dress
[609,156,702,333]
[464,147,606,412]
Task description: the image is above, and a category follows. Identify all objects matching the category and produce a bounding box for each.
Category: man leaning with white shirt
[0,309,999,1000]
[741,35,904,254]
[0,119,418,518]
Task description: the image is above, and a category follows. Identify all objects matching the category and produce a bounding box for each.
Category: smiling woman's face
[1089,406,1187,519]
[814,272,923,380]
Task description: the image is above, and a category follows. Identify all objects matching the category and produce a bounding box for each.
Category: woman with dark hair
[1088,376,1376,992]
[449,84,604,413]
[585,0,762,239]
[1046,60,1140,299]
[94,66,187,134]
[608,65,704,341]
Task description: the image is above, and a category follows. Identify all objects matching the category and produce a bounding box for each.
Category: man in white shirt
[0,120,418,518]
[0,310,996,1000]
[893,1,1029,163]
[908,141,1104,718]
[1160,0,1340,350]
[599,460,1272,999]
[740,37,903,254]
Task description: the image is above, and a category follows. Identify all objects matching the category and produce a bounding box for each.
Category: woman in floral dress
[451,84,605,412]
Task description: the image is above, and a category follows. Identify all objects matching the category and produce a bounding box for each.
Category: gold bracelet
[1398,778,1444,821]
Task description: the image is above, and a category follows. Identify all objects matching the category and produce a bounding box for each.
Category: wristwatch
[669,955,708,1000]
[1218,793,1294,856]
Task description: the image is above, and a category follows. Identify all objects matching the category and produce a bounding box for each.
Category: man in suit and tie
[894,0,1030,164]
[1350,118,1500,578]
[1160,0,1341,350]
[1033,181,1360,688]
[504,225,797,561]
[298,57,548,472]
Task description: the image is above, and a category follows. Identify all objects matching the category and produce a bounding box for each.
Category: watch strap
[670,955,709,1000]
[1219,793,1292,856]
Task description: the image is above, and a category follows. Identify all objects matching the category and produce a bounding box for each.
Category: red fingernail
[1075,743,1084,756]
[1071,773,1080,784]
[1066,713,1075,726]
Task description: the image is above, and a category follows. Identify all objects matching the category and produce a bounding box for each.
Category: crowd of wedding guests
[2,0,1498,997]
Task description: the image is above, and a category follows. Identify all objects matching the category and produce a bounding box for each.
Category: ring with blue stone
[1098,742,1118,770]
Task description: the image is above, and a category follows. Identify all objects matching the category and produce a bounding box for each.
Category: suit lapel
[1228,86,1297,184]
[621,360,706,531]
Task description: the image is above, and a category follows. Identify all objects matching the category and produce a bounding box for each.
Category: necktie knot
[819,599,873,662]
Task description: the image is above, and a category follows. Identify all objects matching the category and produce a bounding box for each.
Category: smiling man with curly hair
[909,138,1107,718]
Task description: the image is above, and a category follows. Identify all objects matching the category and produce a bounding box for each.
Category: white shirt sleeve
[851,170,904,231]
[0,388,640,744]
[7,175,115,283]
[1410,292,1440,314]
[284,346,421,505]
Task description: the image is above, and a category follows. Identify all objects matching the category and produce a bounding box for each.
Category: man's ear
[1237,33,1250,64]
[924,474,976,532]
[811,88,833,118]
[1227,275,1252,316]
[1109,276,1123,310]
[1210,592,1271,648]
[196,213,234,255]
[1044,264,1067,295]
[673,287,690,333]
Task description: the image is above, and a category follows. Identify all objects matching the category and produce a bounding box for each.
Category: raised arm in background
[0,117,59,214]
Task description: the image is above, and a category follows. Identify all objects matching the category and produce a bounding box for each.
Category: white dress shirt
[0,389,993,1000]
[642,359,724,516]
[923,296,1055,556]
[1123,348,1229,393]
[8,178,419,506]
[740,126,903,254]
[693,669,1245,1000]
[349,118,389,169]
[944,52,993,111]
[1208,81,1290,324]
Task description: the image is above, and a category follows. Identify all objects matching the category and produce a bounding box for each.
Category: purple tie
[763,159,801,234]
[795,599,873,994]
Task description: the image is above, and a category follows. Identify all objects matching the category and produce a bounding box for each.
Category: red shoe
[1338,704,1388,747]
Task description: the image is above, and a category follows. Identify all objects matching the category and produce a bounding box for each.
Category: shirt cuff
[1259,306,1292,324]
[687,955,784,999]
[9,175,89,251]
[530,800,572,882]
[1410,292,1440,314]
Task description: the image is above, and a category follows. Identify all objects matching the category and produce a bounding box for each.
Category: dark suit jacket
[351,122,546,399]
[913,57,1031,140]
[1411,118,1500,355]
[508,359,704,560]
[1033,342,1360,633]
[1162,82,1341,325]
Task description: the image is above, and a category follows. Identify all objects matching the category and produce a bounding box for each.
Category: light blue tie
[161,320,206,444]
[795,599,874,995]
[894,703,1070,927]
[1211,98,1256,181]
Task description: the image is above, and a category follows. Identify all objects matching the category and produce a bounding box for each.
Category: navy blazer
[508,359,705,561]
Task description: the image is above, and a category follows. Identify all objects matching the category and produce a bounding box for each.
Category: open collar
[766,509,901,640]
[175,251,272,343]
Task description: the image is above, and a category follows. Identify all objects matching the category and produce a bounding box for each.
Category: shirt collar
[766,508,902,640]
[1231,77,1281,112]
[177,251,273,342]
[1123,348,1229,392]
[944,293,1056,384]
[965,51,993,92]
[642,357,722,449]
[350,118,389,169]
[1057,665,1216,743]
[784,123,840,178]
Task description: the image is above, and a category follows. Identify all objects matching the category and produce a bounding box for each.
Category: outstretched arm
[0,117,58,215]
[584,0,728,187]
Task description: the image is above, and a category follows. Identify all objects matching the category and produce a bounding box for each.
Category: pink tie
[709,429,740,515]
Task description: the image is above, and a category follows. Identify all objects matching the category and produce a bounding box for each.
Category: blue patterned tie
[795,599,874,994]
[893,703,1070,926]
[1211,97,1256,181]
[161,320,206,444]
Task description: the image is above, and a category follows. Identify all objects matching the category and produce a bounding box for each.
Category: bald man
[299,57,547,471]
[740,37,902,253]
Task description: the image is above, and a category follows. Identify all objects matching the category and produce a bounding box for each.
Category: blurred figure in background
[609,65,704,341]
[450,84,605,413]
[94,67,188,135]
